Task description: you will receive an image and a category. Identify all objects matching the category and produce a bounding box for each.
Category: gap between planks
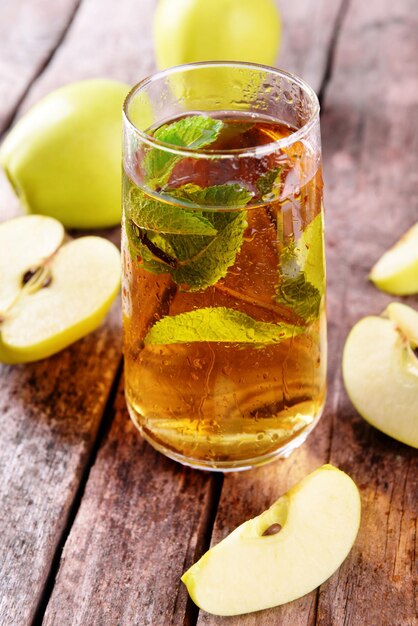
[0,0,83,138]
[31,358,124,626]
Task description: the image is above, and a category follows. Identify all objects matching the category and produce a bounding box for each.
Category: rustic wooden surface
[0,1,417,625]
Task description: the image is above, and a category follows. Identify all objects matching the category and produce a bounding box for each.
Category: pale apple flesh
[369,222,418,295]
[384,302,418,347]
[0,216,121,364]
[182,465,361,616]
[342,309,418,448]
[0,214,64,314]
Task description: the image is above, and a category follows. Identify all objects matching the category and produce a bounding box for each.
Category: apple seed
[262,523,282,536]
[22,267,40,286]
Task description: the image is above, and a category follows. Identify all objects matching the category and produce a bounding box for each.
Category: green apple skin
[0,80,130,229]
[0,235,121,364]
[182,465,361,616]
[342,311,418,448]
[154,0,281,70]
[369,223,418,295]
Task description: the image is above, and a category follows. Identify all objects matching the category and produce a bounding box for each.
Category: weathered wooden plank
[0,0,157,622]
[316,0,418,623]
[0,305,122,625]
[0,0,80,133]
[278,0,345,93]
[42,380,217,626]
[0,0,82,222]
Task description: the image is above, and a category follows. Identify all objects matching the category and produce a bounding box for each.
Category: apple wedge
[342,305,418,448]
[0,216,120,364]
[369,222,418,295]
[182,465,361,616]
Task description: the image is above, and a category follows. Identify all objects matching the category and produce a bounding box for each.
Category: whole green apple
[153,0,281,70]
[0,79,130,229]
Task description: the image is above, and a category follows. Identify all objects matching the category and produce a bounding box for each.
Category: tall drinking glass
[122,62,326,471]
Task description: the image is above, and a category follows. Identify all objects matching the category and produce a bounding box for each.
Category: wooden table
[0,1,416,624]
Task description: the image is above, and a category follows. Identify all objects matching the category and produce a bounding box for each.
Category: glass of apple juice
[122,62,326,471]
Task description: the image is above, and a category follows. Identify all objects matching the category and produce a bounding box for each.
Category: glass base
[127,403,323,472]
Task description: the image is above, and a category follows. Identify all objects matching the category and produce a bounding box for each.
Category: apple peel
[369,222,418,295]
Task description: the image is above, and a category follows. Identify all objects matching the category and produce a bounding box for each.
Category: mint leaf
[275,213,325,321]
[256,167,282,197]
[170,211,247,290]
[144,115,223,187]
[163,184,253,290]
[126,219,174,274]
[144,307,302,345]
[277,274,322,320]
[128,187,217,235]
[169,183,253,208]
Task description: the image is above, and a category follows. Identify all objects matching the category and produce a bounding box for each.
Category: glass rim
[123,61,320,160]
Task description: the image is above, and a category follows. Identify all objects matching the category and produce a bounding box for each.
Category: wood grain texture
[0,0,81,222]
[278,0,345,93]
[317,0,418,623]
[0,0,158,620]
[0,0,80,132]
[42,380,218,626]
[0,305,121,625]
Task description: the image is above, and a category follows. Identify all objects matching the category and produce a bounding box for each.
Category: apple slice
[182,465,360,616]
[0,214,65,313]
[369,222,418,295]
[342,306,418,448]
[0,217,120,364]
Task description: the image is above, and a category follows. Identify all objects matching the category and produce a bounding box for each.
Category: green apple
[0,79,130,229]
[182,465,360,616]
[153,0,281,70]
[369,222,418,294]
[0,215,121,364]
[342,305,418,448]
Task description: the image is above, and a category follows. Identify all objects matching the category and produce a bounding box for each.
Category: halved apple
[182,465,361,616]
[0,214,64,313]
[369,222,418,295]
[0,215,121,364]
[342,305,418,448]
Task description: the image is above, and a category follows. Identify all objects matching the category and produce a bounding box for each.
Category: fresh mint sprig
[128,187,217,236]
